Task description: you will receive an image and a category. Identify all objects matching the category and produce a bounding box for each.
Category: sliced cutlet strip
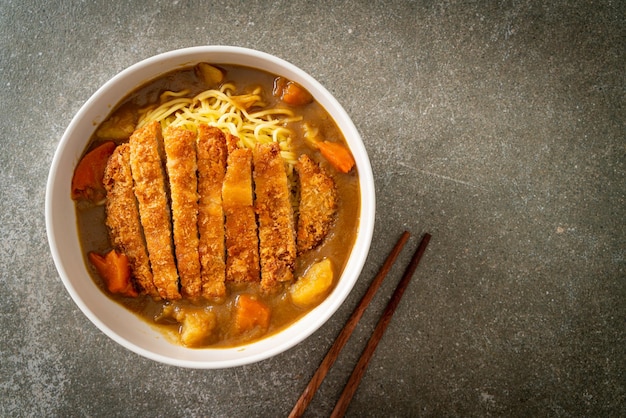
[222,141,260,283]
[129,121,181,300]
[253,142,296,291]
[163,126,202,298]
[196,125,227,298]
[103,143,158,298]
[295,154,338,254]
[225,133,240,154]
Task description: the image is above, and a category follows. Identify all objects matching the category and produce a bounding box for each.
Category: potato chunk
[159,305,217,347]
[196,63,224,87]
[290,258,334,307]
[179,309,216,347]
[95,107,137,140]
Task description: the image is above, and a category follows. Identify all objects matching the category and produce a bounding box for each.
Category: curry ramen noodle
[72,63,360,348]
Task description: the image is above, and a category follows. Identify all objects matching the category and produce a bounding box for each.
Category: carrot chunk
[317,140,356,173]
[233,294,271,334]
[88,250,138,297]
[273,77,313,106]
[71,141,116,202]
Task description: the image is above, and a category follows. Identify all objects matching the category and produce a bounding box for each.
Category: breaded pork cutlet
[295,154,338,253]
[103,143,158,298]
[222,140,260,283]
[163,126,202,298]
[129,121,181,300]
[196,125,227,298]
[253,142,296,291]
[225,133,239,154]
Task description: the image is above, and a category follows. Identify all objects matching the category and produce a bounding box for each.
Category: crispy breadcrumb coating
[163,126,201,298]
[295,154,338,253]
[253,142,296,292]
[103,143,158,298]
[129,121,181,300]
[222,144,260,283]
[196,125,227,298]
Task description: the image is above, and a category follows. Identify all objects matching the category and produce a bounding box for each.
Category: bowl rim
[45,45,375,368]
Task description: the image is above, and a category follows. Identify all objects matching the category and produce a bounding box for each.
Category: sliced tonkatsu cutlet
[196,125,227,298]
[295,154,338,254]
[129,121,181,300]
[225,133,240,154]
[164,126,202,298]
[103,143,158,298]
[222,142,260,283]
[253,142,296,291]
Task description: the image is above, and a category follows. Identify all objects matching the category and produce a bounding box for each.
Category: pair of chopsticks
[289,231,431,417]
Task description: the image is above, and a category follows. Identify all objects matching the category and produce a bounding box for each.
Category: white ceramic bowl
[45,46,375,369]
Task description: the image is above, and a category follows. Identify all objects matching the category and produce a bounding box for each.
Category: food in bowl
[71,62,361,348]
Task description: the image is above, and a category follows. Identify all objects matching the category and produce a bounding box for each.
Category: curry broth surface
[76,64,360,348]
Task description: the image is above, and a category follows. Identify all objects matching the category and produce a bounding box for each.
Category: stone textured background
[1,1,624,416]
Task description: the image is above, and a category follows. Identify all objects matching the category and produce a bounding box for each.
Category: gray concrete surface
[1,0,624,416]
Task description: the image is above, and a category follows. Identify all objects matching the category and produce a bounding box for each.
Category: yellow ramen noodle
[138,83,301,176]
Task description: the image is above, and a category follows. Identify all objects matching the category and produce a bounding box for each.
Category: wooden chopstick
[288,231,411,418]
[330,232,431,417]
